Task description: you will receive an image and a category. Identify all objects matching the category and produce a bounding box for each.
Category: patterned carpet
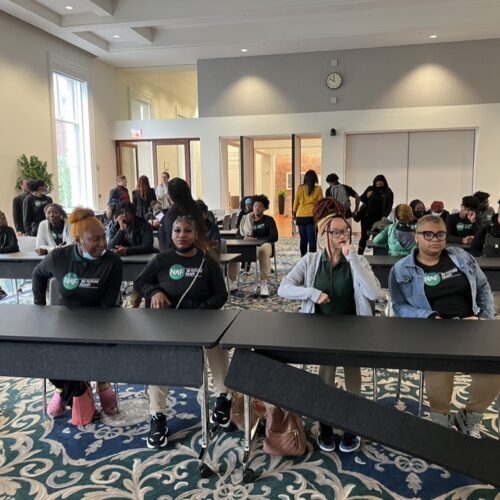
[0,238,499,499]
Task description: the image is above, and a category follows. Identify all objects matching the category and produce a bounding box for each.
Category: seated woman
[134,215,230,449]
[32,208,122,425]
[473,209,500,257]
[389,214,499,436]
[373,204,416,256]
[35,203,72,255]
[278,198,381,453]
[228,194,279,297]
[409,199,426,222]
[0,210,20,301]
[427,200,449,223]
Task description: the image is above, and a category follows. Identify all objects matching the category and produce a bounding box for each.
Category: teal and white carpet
[0,238,499,499]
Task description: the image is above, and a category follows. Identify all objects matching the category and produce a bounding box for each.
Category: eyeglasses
[324,228,351,238]
[416,231,447,241]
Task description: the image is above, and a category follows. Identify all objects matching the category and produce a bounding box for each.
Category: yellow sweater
[293,185,323,217]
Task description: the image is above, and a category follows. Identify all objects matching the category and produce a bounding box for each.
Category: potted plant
[16,154,53,192]
[278,189,286,215]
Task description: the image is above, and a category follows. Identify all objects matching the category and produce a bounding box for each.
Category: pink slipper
[98,386,118,415]
[47,392,65,418]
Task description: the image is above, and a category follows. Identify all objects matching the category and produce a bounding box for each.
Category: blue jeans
[298,223,317,256]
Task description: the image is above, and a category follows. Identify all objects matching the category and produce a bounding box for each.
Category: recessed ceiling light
[241,48,248,53]
[113,35,121,39]
[65,5,74,10]
[429,34,438,39]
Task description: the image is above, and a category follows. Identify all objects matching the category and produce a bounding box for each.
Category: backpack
[263,405,306,456]
[482,232,500,257]
[331,184,350,211]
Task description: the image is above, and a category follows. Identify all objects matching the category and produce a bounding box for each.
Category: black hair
[410,199,425,211]
[462,196,480,210]
[372,174,389,188]
[196,199,209,214]
[28,179,45,193]
[118,201,136,214]
[326,173,339,184]
[252,194,270,210]
[303,170,319,195]
[473,191,489,203]
[167,178,206,242]
[44,203,67,218]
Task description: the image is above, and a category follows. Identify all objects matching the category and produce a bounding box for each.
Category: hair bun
[68,207,95,225]
[313,198,345,223]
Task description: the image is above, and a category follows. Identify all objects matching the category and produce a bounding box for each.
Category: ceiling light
[429,34,438,39]
[65,5,74,10]
[113,35,121,39]
[241,48,248,53]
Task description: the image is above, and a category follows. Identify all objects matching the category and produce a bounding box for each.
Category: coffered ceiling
[1,0,500,67]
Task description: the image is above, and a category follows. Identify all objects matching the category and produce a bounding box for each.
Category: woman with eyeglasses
[389,214,498,437]
[278,198,381,454]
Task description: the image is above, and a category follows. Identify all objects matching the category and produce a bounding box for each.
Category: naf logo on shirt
[169,264,202,280]
[423,273,442,287]
[456,222,472,232]
[62,273,100,290]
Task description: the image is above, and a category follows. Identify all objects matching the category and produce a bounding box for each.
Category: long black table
[366,255,500,291]
[0,304,239,475]
[221,310,500,486]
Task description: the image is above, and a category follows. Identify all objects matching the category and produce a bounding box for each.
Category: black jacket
[359,186,393,222]
[22,194,53,236]
[12,192,29,233]
[107,216,156,255]
[0,226,19,253]
[132,188,157,220]
[472,216,500,254]
[157,205,182,253]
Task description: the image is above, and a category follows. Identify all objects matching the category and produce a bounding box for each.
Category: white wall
[0,12,116,216]
[112,103,500,210]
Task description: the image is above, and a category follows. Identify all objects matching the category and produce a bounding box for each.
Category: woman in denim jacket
[389,214,499,437]
[278,198,381,454]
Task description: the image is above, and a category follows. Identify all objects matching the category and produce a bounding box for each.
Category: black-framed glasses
[416,230,447,241]
[325,228,351,238]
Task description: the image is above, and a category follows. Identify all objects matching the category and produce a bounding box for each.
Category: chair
[222,215,231,230]
[230,212,239,230]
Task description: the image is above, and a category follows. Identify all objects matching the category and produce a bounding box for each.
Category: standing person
[0,210,19,301]
[108,176,130,207]
[107,202,155,256]
[446,196,479,246]
[357,175,394,255]
[157,178,206,253]
[293,170,323,256]
[35,204,72,255]
[12,177,30,235]
[427,201,449,223]
[32,208,121,425]
[232,194,279,297]
[389,215,498,436]
[22,180,53,236]
[373,204,417,256]
[155,171,171,210]
[278,199,381,453]
[473,191,495,227]
[134,215,230,449]
[325,173,360,221]
[132,175,157,220]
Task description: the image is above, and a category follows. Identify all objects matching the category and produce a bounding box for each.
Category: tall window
[52,72,92,209]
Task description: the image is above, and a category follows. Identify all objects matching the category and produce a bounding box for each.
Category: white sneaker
[228,279,238,292]
[259,280,269,297]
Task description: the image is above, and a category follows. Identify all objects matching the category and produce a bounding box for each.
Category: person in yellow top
[293,170,323,256]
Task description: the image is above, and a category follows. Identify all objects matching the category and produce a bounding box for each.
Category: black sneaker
[147,413,168,449]
[317,423,335,452]
[339,432,361,453]
[0,288,7,301]
[210,393,232,427]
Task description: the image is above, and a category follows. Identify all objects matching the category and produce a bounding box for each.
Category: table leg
[198,347,213,477]
[224,263,231,303]
[241,393,262,483]
[14,279,19,304]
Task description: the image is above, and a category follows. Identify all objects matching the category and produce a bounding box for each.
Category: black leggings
[357,219,374,255]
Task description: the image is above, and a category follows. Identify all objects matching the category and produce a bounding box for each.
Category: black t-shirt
[446,213,478,242]
[22,194,53,236]
[134,249,227,309]
[32,244,123,307]
[416,251,473,318]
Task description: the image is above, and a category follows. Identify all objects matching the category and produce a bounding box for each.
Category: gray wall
[198,39,500,117]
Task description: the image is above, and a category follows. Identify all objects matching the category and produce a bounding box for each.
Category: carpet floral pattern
[0,238,499,499]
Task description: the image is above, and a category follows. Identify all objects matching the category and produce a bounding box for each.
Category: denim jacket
[389,247,494,319]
